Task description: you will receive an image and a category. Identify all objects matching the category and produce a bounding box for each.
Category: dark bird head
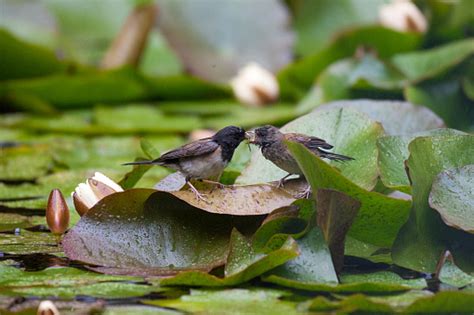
[212,126,246,161]
[249,125,283,148]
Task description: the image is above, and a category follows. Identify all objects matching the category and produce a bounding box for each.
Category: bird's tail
[319,150,355,162]
[122,160,158,166]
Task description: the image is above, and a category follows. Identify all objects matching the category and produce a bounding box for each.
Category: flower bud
[379,0,427,33]
[46,189,70,235]
[230,62,279,106]
[37,300,59,315]
[72,172,123,216]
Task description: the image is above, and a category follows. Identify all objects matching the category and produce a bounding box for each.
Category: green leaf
[159,232,298,287]
[293,0,385,56]
[263,228,338,286]
[0,265,159,298]
[238,107,385,191]
[0,213,45,232]
[0,144,52,181]
[252,199,313,252]
[2,69,230,110]
[63,189,262,276]
[392,134,474,273]
[286,141,411,247]
[103,305,181,315]
[439,259,474,288]
[156,0,293,82]
[391,38,474,82]
[0,29,65,80]
[265,270,425,293]
[314,100,445,135]
[45,0,132,64]
[463,75,474,100]
[278,26,421,100]
[405,77,474,130]
[0,230,60,255]
[377,129,465,193]
[146,288,301,315]
[429,165,474,233]
[316,189,361,271]
[404,291,474,313]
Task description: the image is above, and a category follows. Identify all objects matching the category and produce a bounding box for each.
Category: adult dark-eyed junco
[124,126,246,200]
[247,125,354,197]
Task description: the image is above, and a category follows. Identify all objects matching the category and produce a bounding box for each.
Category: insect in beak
[245,131,256,143]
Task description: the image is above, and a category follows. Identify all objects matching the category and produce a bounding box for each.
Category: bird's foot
[275,174,292,188]
[187,181,209,202]
[295,186,312,199]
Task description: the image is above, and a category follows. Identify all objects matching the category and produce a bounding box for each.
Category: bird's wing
[153,138,219,163]
[286,133,334,150]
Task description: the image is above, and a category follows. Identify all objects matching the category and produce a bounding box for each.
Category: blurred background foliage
[0,0,472,204]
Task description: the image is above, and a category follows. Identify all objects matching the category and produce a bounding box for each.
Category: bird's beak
[245,131,256,143]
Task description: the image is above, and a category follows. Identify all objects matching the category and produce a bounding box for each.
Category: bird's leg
[295,184,312,199]
[186,180,208,202]
[276,173,293,188]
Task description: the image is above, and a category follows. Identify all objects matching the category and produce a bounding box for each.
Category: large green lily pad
[429,165,474,233]
[238,106,384,191]
[392,134,474,273]
[63,189,262,276]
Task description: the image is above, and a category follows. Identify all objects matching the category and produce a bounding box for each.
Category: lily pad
[146,288,301,315]
[238,106,384,191]
[263,228,338,287]
[315,100,445,135]
[278,26,421,100]
[316,189,361,271]
[156,0,293,82]
[0,28,65,80]
[252,199,313,252]
[103,305,181,315]
[429,165,474,233]
[405,77,474,130]
[377,128,465,193]
[439,259,474,288]
[286,142,411,247]
[265,270,425,293]
[164,182,296,216]
[0,230,60,255]
[0,144,52,181]
[391,38,474,82]
[158,231,298,287]
[0,265,159,299]
[293,0,385,56]
[403,291,474,313]
[63,189,262,276]
[0,213,45,232]
[392,134,474,273]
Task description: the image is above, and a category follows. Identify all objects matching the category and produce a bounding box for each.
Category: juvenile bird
[124,126,246,201]
[247,125,354,197]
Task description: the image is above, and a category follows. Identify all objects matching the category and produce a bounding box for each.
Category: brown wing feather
[286,133,333,150]
[153,138,219,163]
